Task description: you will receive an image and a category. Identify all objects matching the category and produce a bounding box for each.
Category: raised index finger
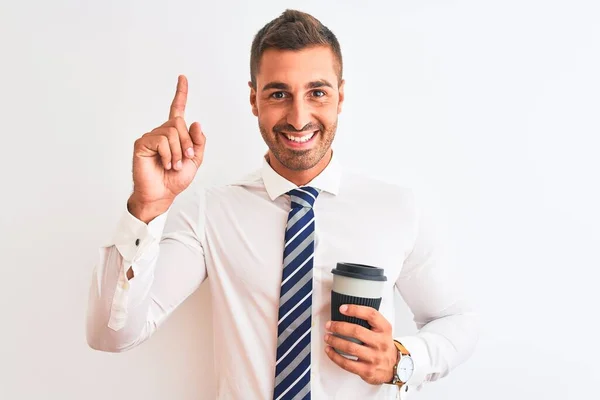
[169,75,188,120]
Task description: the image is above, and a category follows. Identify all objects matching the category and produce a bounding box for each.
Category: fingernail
[340,305,348,313]
[176,160,182,169]
[186,147,194,157]
[325,346,331,353]
[325,321,331,329]
[324,334,330,341]
[166,162,172,170]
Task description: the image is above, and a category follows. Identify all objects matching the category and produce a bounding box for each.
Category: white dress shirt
[86,150,478,399]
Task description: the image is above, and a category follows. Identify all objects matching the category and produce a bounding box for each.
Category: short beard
[259,120,337,171]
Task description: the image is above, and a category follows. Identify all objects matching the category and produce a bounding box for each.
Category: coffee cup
[330,262,387,360]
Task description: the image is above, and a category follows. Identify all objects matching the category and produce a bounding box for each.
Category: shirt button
[135,238,140,246]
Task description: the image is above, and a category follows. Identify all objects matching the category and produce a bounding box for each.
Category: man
[86,9,478,400]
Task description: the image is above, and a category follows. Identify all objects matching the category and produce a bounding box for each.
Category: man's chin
[273,148,328,171]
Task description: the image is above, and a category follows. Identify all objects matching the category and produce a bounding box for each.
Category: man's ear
[248,81,258,116]
[337,79,345,114]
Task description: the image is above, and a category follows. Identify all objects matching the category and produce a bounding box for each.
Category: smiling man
[86,9,479,400]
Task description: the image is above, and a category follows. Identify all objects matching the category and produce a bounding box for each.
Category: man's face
[249,46,344,171]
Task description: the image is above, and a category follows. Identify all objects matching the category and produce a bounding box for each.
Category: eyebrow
[262,79,334,91]
[307,80,333,89]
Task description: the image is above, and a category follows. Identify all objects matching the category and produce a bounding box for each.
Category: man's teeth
[285,132,315,143]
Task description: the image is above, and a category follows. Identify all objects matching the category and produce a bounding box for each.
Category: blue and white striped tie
[273,186,320,400]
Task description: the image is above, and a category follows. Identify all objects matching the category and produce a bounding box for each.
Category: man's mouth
[280,130,318,144]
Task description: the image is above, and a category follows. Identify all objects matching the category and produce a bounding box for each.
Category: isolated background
[1,0,598,399]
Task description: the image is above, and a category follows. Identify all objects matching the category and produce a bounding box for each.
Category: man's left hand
[324,304,397,385]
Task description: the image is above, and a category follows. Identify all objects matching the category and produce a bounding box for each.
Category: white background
[1,0,599,399]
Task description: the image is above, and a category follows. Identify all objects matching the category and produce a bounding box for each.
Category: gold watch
[389,340,414,388]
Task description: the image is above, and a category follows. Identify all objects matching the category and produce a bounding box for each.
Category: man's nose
[286,99,311,131]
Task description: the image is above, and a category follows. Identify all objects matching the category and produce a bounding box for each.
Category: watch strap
[393,340,411,356]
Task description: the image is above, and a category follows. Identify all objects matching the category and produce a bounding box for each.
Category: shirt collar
[261,150,342,201]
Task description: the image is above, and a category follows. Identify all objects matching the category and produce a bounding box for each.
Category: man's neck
[266,149,332,187]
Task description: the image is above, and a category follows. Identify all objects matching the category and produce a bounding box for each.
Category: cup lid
[331,262,387,281]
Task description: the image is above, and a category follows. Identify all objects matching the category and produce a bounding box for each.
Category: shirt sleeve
[394,190,479,393]
[86,186,208,352]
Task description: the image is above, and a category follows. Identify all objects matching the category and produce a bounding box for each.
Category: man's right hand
[128,75,206,223]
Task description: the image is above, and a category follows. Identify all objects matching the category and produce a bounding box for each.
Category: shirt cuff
[112,203,170,265]
[395,335,431,390]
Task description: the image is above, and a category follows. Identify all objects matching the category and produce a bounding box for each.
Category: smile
[281,131,317,143]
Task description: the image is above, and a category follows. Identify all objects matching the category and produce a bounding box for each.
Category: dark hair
[250,9,343,88]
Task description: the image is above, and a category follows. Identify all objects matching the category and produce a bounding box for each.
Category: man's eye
[271,92,287,99]
[312,90,326,97]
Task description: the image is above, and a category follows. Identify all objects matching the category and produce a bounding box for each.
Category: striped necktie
[273,186,320,400]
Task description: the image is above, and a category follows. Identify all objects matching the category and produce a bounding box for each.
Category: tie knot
[288,187,320,209]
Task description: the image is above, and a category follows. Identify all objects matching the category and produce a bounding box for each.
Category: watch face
[398,356,414,383]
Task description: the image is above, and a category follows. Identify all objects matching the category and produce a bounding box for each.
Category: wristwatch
[389,340,414,389]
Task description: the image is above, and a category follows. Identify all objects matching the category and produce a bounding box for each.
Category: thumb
[189,122,206,165]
